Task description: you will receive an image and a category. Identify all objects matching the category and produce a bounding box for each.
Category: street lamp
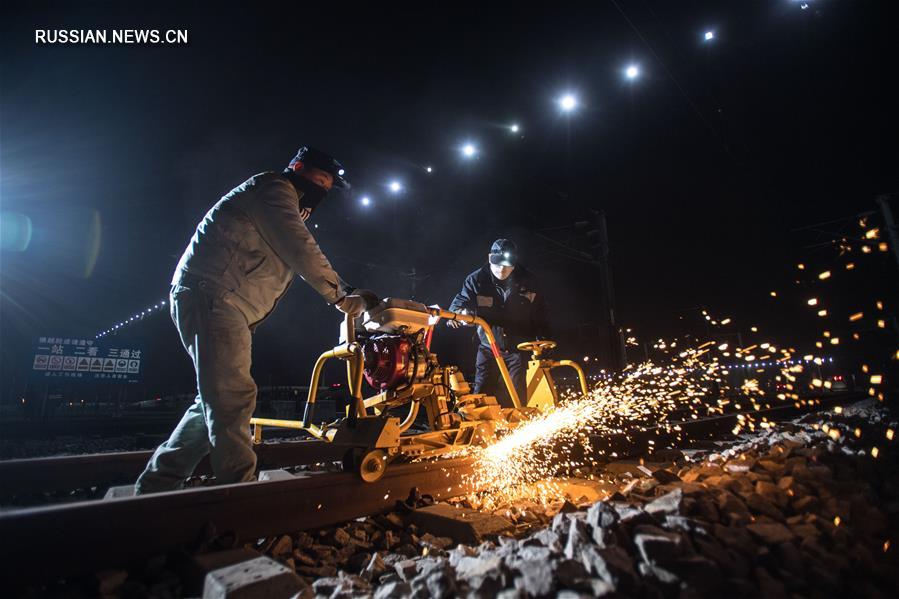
[624,65,640,80]
[509,123,520,133]
[389,181,402,193]
[704,30,715,41]
[461,143,478,158]
[558,93,578,112]
[360,196,371,207]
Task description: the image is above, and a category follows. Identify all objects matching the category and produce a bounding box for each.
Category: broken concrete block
[410,503,513,543]
[202,555,309,599]
[103,484,136,500]
[186,548,261,595]
[257,469,295,482]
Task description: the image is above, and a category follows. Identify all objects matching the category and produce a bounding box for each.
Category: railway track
[0,437,346,498]
[0,391,861,584]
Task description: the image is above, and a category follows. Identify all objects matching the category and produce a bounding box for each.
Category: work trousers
[136,283,257,493]
[474,345,526,409]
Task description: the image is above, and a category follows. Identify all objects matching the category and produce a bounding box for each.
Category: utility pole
[534,211,626,371]
[876,194,899,276]
[590,210,626,370]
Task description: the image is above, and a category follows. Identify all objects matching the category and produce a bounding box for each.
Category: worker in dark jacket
[447,239,548,407]
[136,147,377,494]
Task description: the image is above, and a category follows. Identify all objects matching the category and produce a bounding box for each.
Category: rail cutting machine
[250,299,589,482]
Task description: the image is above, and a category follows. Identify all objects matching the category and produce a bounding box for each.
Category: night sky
[2,1,897,401]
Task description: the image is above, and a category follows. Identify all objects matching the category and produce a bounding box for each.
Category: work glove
[335,295,366,316]
[335,289,381,316]
[446,309,471,328]
[354,289,382,311]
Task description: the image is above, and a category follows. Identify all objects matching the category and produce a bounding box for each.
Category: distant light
[704,31,715,41]
[509,123,520,133]
[800,2,809,9]
[558,93,578,112]
[625,65,640,80]
[360,196,371,206]
[337,168,345,176]
[426,166,433,173]
[389,181,402,193]
[461,143,478,158]
[314,224,319,229]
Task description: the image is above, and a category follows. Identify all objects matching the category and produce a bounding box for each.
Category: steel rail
[0,439,346,497]
[0,457,477,582]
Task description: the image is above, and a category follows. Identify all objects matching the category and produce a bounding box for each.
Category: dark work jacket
[172,172,348,329]
[448,264,549,351]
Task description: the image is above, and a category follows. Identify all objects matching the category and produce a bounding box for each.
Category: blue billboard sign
[31,336,143,384]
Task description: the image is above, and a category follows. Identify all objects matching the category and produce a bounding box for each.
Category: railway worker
[136,147,378,494]
[447,238,549,408]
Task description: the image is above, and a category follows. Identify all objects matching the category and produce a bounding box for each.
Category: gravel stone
[645,488,683,517]
[374,580,411,599]
[586,501,618,530]
[564,516,590,559]
[512,558,555,597]
[580,545,637,591]
[746,522,795,545]
[394,559,418,581]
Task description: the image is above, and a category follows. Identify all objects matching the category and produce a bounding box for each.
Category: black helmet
[489,238,518,266]
[288,146,350,190]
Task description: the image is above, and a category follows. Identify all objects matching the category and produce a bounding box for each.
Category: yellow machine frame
[249,308,589,481]
[517,340,590,412]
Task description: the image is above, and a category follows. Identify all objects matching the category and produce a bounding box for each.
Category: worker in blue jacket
[447,239,549,407]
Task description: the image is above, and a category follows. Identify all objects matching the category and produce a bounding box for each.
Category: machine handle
[555,359,590,398]
[429,307,522,409]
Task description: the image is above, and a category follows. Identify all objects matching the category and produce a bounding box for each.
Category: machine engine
[362,334,430,390]
[360,299,438,391]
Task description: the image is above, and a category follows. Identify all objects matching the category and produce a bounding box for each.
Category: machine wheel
[343,448,388,483]
[358,449,387,483]
[517,339,557,356]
